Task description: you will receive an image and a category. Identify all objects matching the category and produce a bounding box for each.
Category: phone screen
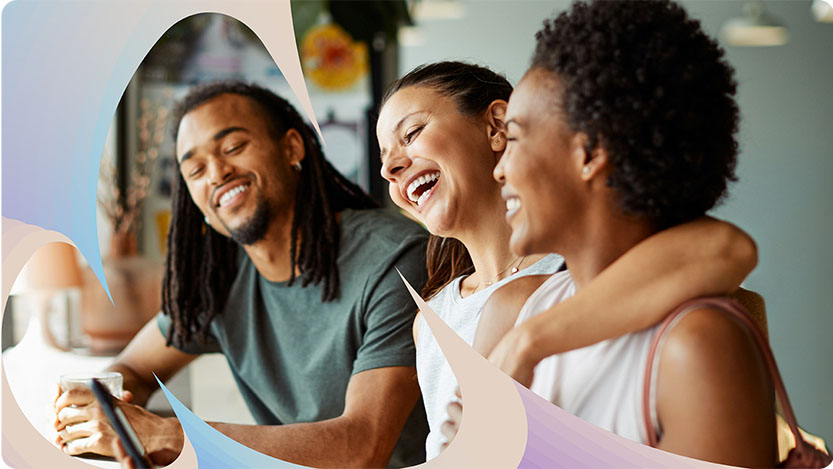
[90,378,156,468]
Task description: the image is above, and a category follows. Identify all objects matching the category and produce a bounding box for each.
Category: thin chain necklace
[471,256,526,292]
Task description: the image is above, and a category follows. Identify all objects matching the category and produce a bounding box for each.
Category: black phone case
[89,378,155,468]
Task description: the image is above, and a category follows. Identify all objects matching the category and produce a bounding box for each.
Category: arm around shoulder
[651,216,758,289]
[503,216,758,360]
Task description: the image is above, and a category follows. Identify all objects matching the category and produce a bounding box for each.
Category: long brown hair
[381,62,513,299]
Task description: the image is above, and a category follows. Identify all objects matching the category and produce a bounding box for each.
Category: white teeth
[406,172,440,202]
[219,184,249,207]
[506,197,521,212]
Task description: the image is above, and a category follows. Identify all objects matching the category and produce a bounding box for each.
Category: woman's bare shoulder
[656,306,776,466]
[489,274,553,312]
[473,275,552,355]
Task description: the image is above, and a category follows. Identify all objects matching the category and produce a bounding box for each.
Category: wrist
[146,416,184,456]
[516,323,546,367]
[107,363,153,406]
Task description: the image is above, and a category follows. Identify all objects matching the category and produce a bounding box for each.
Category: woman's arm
[488,216,757,386]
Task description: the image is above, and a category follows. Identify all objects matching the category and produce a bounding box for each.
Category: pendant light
[812,0,833,22]
[721,1,789,47]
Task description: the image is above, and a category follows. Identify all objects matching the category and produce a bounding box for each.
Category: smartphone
[90,378,156,468]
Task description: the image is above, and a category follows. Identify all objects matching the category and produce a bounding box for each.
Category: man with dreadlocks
[52,82,429,467]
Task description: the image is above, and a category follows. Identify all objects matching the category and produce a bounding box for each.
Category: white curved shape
[396,271,527,468]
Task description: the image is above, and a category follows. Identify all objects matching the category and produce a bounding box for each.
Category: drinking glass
[59,371,123,397]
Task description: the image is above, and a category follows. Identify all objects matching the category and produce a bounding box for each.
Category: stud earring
[582,166,591,175]
[293,162,302,172]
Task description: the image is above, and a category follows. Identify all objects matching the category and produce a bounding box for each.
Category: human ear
[574,134,609,181]
[282,128,306,166]
[486,99,508,152]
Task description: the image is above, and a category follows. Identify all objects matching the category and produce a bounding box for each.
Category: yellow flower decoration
[301,23,368,91]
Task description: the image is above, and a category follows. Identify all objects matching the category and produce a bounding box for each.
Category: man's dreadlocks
[162,81,378,349]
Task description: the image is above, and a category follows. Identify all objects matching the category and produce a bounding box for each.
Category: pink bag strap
[641,296,817,461]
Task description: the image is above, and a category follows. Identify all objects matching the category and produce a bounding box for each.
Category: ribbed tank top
[417,254,563,460]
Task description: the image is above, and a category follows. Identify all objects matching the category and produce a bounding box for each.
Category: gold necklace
[472,256,526,292]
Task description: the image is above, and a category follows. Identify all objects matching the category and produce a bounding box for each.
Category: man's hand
[112,435,173,468]
[487,324,539,388]
[52,385,181,463]
[439,388,463,452]
[112,439,134,469]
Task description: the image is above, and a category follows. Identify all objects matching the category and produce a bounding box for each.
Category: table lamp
[11,242,84,351]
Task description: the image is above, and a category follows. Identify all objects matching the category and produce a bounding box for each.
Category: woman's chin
[420,209,450,235]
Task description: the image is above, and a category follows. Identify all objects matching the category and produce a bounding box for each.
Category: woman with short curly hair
[483,0,776,465]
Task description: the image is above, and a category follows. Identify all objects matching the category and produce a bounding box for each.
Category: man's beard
[220,195,273,246]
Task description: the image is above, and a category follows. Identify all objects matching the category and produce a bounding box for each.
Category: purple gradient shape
[515,382,727,468]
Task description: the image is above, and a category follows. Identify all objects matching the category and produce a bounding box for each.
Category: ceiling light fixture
[411,0,466,21]
[812,0,833,22]
[721,1,789,47]
[398,26,426,47]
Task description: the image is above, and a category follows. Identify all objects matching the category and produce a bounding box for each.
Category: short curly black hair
[532,0,739,229]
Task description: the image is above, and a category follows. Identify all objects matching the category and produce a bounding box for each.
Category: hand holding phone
[89,378,157,469]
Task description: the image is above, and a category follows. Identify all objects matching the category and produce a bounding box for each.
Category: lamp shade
[721,1,789,47]
[13,242,83,293]
[412,0,466,21]
[813,0,833,22]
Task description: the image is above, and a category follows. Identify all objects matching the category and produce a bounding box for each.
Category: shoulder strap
[641,297,816,461]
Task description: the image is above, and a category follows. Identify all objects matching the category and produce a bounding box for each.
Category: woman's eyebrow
[393,111,425,133]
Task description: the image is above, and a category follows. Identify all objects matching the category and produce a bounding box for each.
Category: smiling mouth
[217,182,251,208]
[406,171,440,208]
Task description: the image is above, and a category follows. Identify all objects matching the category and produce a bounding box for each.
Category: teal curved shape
[155,375,309,468]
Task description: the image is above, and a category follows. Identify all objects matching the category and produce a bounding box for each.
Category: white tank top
[417,254,563,460]
[518,271,662,444]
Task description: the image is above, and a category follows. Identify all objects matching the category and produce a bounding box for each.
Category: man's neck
[242,215,297,282]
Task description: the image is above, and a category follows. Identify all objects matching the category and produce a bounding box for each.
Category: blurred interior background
[3,0,831,445]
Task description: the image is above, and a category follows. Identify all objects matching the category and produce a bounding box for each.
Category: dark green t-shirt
[158,208,429,467]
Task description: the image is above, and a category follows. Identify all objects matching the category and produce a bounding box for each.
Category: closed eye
[188,165,204,178]
[404,126,423,144]
[224,141,247,155]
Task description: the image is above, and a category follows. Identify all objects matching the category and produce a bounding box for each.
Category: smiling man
[52,82,429,467]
